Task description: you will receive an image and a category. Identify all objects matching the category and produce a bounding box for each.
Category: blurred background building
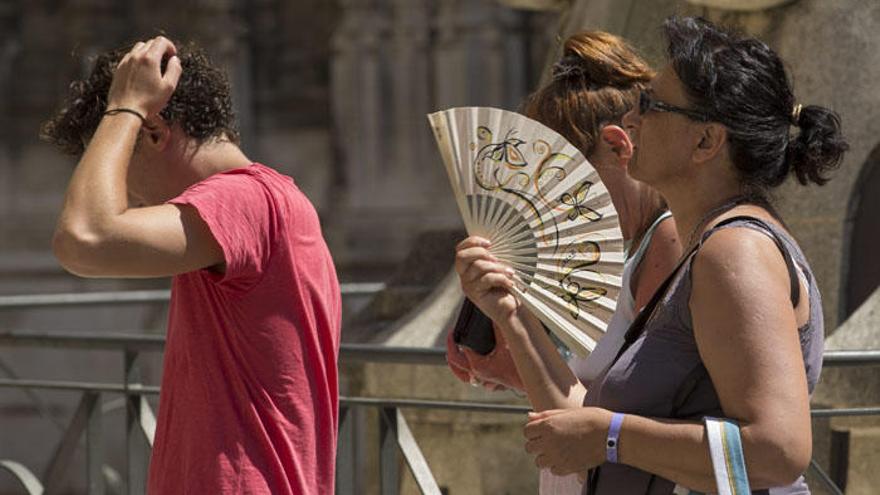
[0,0,877,493]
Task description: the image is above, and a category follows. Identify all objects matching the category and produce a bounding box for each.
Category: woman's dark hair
[663,16,847,188]
[41,40,238,155]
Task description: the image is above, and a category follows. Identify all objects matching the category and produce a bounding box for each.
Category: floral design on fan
[473,126,530,190]
[472,126,575,196]
[557,240,606,319]
[471,125,580,253]
[560,181,603,222]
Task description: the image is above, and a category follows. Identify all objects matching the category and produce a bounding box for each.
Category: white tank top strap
[567,209,673,386]
[628,209,672,267]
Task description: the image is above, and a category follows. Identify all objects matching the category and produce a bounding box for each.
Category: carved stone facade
[329,0,554,275]
[0,0,552,278]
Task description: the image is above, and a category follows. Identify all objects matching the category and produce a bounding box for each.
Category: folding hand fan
[428,106,625,357]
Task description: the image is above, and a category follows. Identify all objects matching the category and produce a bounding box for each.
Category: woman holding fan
[449,31,681,494]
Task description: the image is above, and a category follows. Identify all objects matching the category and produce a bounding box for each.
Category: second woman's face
[622,66,702,188]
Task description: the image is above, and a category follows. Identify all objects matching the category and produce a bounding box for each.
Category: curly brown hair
[41,41,239,155]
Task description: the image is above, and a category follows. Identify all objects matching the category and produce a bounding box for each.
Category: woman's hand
[445,322,525,392]
[454,236,587,411]
[454,236,519,323]
[524,408,612,476]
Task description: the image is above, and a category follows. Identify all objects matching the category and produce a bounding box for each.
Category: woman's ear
[596,125,633,170]
[692,122,727,164]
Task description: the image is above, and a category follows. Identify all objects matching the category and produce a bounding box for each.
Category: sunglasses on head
[638,90,709,122]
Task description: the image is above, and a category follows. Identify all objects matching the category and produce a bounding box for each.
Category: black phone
[452,298,496,355]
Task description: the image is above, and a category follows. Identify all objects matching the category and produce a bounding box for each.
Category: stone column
[332,0,391,211]
[0,0,21,234]
[389,0,432,180]
[433,0,529,110]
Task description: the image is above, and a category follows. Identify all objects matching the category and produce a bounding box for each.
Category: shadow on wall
[840,141,880,322]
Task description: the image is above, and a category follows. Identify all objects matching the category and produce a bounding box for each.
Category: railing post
[85,391,104,495]
[387,409,442,495]
[43,392,100,494]
[379,407,400,495]
[808,458,845,495]
[124,350,148,495]
[336,405,354,495]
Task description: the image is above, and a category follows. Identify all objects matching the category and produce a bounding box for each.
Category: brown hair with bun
[522,31,654,157]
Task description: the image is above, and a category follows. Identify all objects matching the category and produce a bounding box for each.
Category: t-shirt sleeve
[168,170,278,291]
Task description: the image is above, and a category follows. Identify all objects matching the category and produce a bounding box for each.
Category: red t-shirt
[148,163,342,494]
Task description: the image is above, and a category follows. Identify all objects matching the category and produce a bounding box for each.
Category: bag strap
[610,235,698,365]
[704,417,752,495]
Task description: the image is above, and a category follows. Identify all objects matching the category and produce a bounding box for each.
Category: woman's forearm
[498,307,586,410]
[617,415,716,492]
[619,414,807,491]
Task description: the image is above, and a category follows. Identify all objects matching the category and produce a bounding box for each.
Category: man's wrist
[106,99,149,118]
[104,107,148,126]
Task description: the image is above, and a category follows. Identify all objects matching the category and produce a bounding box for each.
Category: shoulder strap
[612,239,698,364]
[699,215,801,308]
[629,210,673,264]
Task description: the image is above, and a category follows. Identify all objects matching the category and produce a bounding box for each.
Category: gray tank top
[583,216,824,495]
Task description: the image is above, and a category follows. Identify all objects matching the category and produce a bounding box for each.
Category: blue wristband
[606,412,625,464]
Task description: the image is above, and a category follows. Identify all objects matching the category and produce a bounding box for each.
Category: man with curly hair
[43,37,342,494]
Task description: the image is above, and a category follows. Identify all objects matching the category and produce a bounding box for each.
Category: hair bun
[786,105,848,185]
[558,33,654,89]
[551,54,589,80]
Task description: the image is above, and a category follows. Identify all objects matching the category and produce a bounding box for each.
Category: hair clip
[791,103,803,126]
[551,54,588,80]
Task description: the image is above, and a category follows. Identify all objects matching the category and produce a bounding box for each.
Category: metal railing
[0,284,388,309]
[0,331,529,495]
[0,292,879,494]
[1,331,877,495]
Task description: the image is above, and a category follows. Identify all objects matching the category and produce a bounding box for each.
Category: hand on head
[107,36,182,119]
